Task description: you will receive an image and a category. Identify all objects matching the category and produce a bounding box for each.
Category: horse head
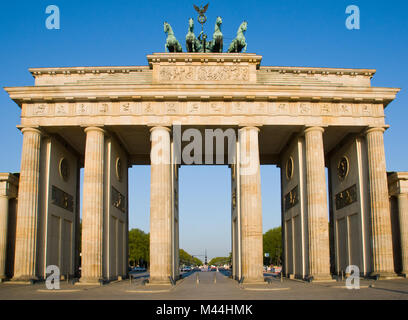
[239,21,248,33]
[188,17,194,31]
[164,22,169,33]
[216,16,223,27]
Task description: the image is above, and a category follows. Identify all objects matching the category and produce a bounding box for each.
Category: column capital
[304,126,325,134]
[365,126,386,135]
[20,127,42,135]
[84,126,106,135]
[238,126,260,133]
[149,126,171,134]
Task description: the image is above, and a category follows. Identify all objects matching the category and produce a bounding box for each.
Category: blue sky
[0,0,407,259]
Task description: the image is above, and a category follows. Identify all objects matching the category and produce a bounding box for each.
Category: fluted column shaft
[366,127,394,276]
[0,195,9,279]
[80,127,105,283]
[239,127,263,283]
[304,127,331,280]
[13,128,41,281]
[149,126,172,284]
[397,193,408,274]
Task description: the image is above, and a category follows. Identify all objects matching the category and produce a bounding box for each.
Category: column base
[76,277,105,286]
[370,272,398,280]
[242,277,265,284]
[147,278,172,286]
[308,274,335,282]
[11,275,38,284]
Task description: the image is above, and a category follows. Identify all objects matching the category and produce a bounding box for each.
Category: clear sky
[0,0,407,260]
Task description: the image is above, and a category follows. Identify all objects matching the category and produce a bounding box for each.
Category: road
[0,270,407,300]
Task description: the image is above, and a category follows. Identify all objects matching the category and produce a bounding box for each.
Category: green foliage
[208,254,231,266]
[263,227,282,265]
[128,228,149,267]
[179,249,203,266]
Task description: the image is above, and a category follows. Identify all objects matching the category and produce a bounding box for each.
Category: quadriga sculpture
[185,18,203,52]
[228,21,247,53]
[206,16,223,53]
[164,22,182,52]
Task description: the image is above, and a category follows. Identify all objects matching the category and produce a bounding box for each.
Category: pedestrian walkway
[0,271,407,300]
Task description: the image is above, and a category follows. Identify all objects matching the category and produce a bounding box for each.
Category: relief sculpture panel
[158,65,249,82]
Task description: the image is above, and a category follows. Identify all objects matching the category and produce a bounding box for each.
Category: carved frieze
[98,103,108,114]
[35,104,48,115]
[299,103,311,114]
[187,101,200,113]
[55,103,68,115]
[335,184,357,210]
[111,186,126,213]
[143,102,153,113]
[166,102,177,113]
[120,102,131,113]
[27,101,381,119]
[51,185,74,212]
[76,103,88,115]
[284,185,299,211]
[158,65,249,82]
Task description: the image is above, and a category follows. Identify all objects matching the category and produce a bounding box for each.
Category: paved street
[0,271,407,300]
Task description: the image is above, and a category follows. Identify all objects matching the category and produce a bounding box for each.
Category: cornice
[29,66,150,78]
[4,84,400,107]
[259,66,376,78]
[147,52,263,67]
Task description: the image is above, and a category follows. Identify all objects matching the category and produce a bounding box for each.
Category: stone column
[365,127,395,276]
[80,127,105,284]
[149,126,172,284]
[239,126,263,283]
[12,128,42,281]
[304,126,331,280]
[397,193,408,274]
[0,195,9,280]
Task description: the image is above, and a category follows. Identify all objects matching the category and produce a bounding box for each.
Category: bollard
[214,272,216,284]
[280,272,283,283]
[196,272,199,285]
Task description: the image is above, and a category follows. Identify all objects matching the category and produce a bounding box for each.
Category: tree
[263,227,282,266]
[179,249,203,266]
[208,256,230,266]
[128,228,149,268]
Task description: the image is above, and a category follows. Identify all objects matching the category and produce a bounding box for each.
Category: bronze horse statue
[206,16,223,53]
[164,22,182,52]
[185,18,203,52]
[228,21,247,53]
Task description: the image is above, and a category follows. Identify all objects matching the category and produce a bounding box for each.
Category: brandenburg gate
[1,51,406,285]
